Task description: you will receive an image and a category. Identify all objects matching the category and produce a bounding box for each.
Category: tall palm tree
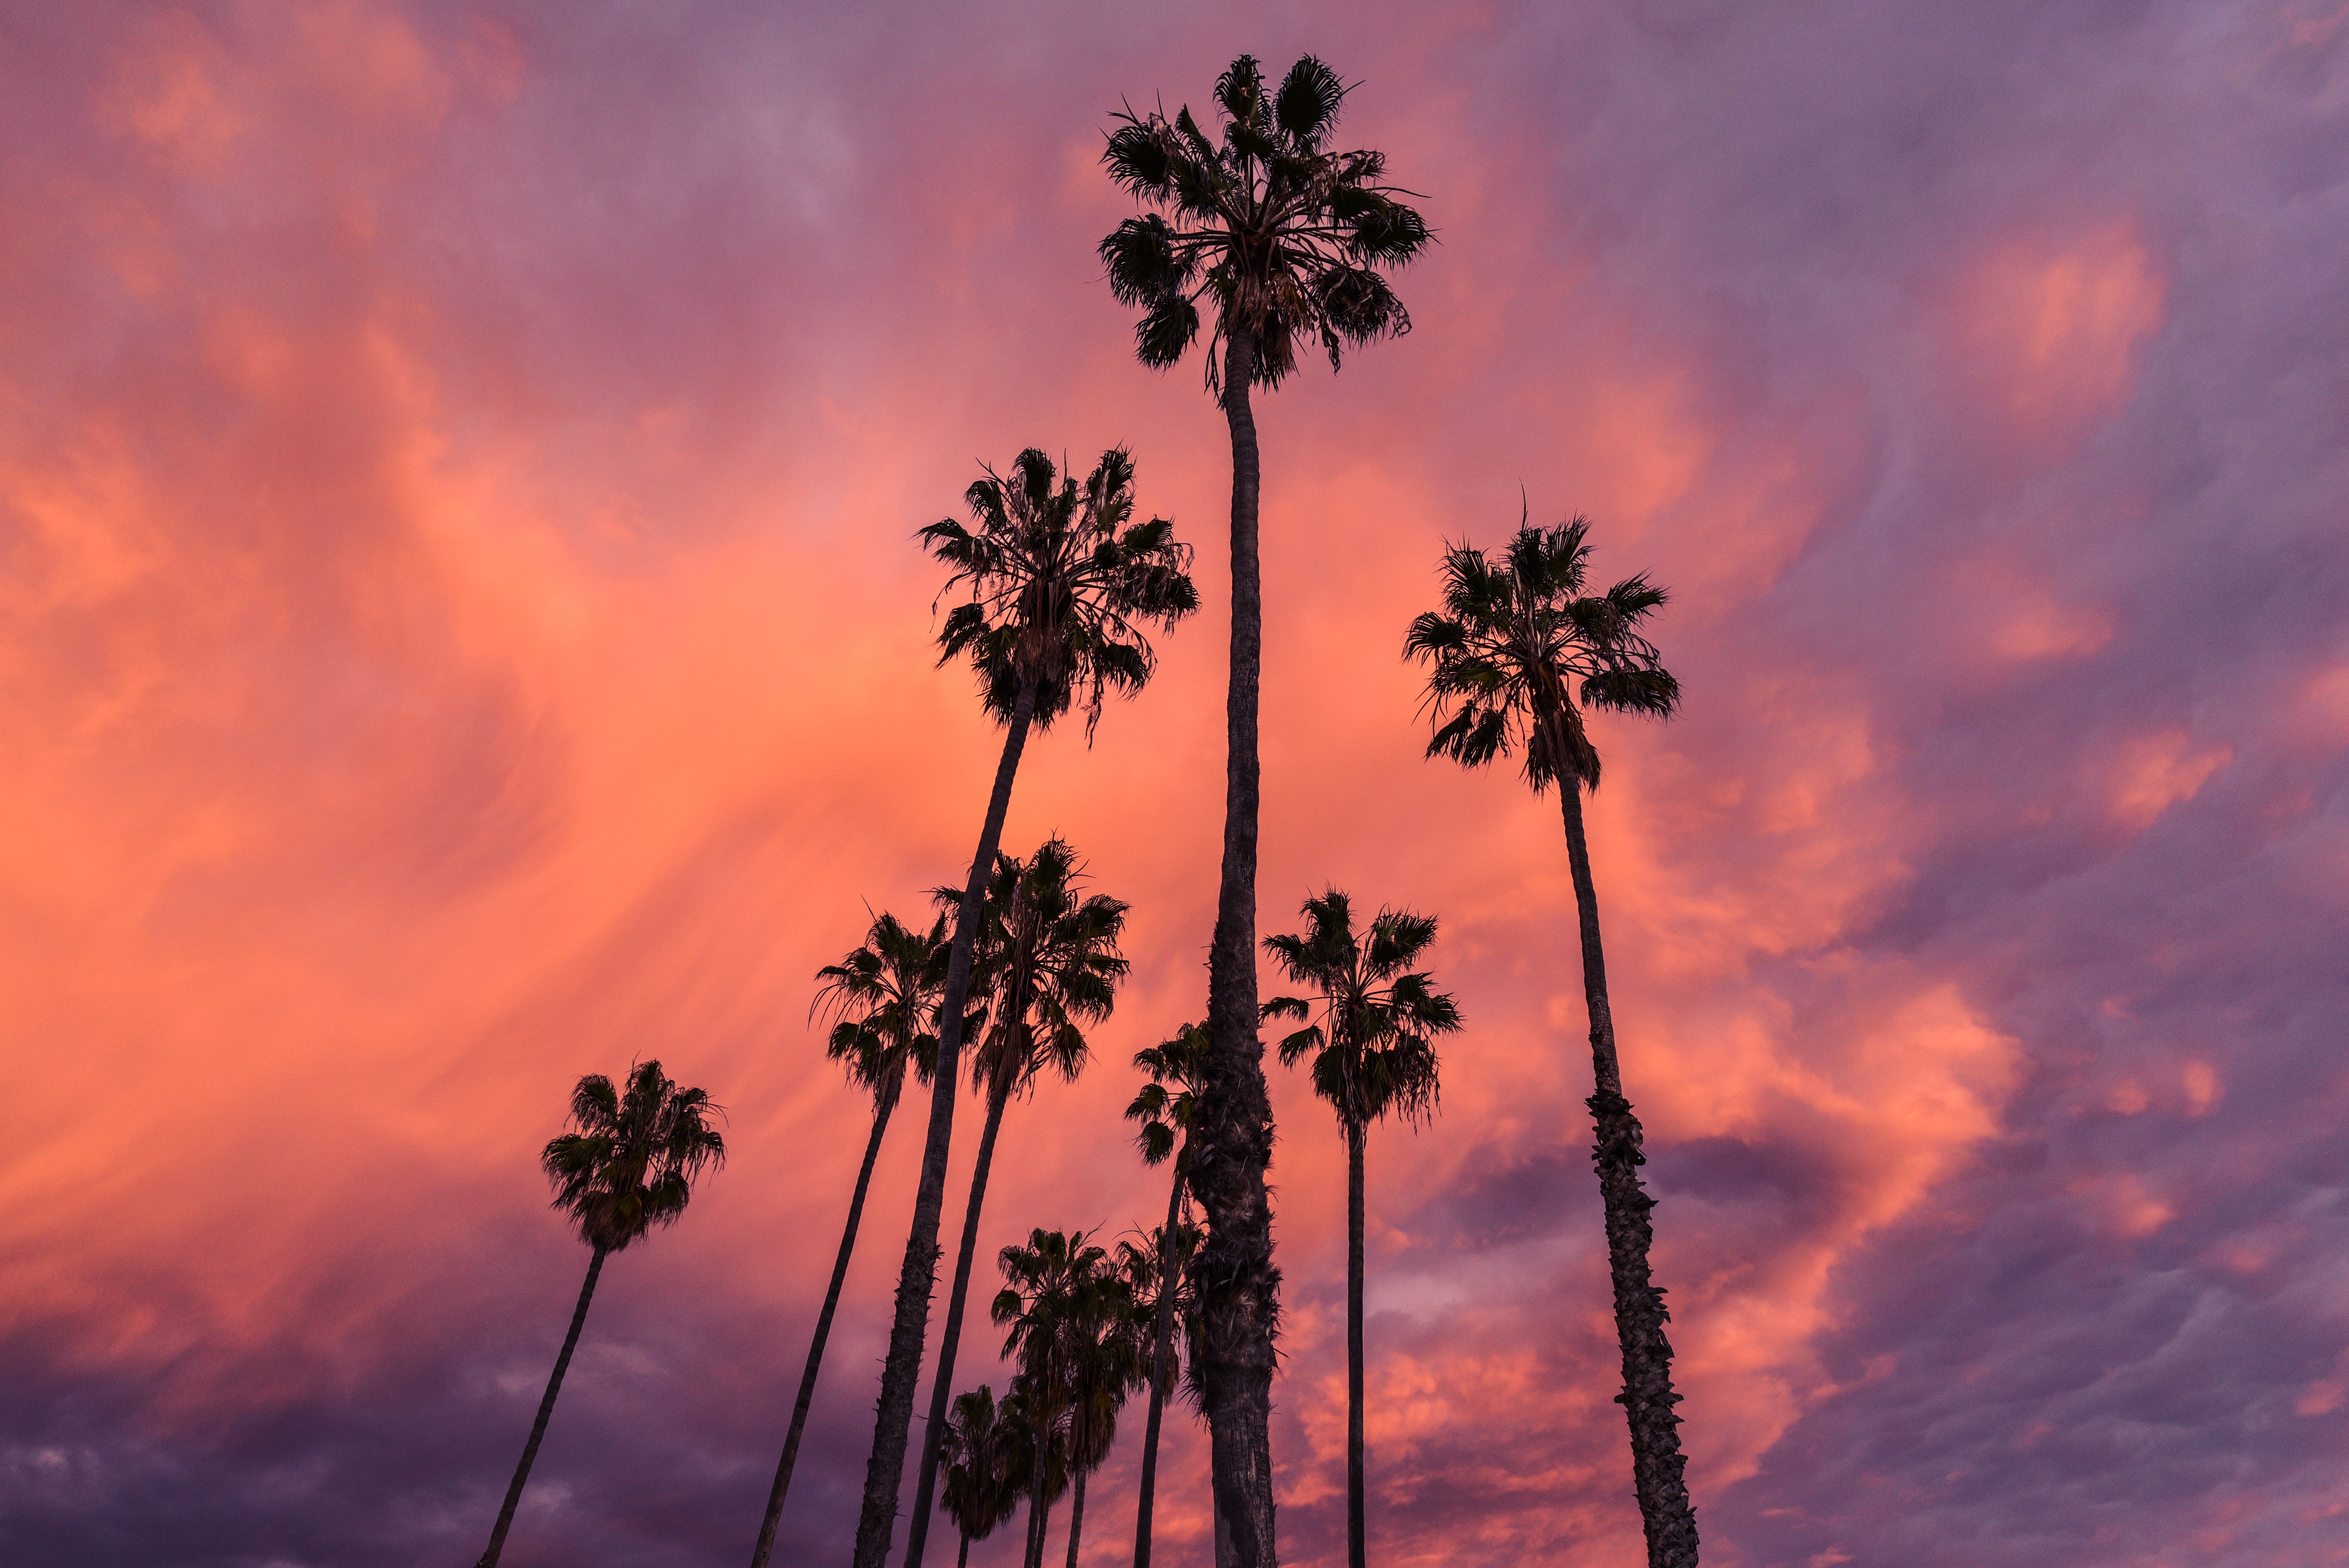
[750,910,948,1568]
[941,1385,1024,1568]
[1403,515,1695,1567]
[995,1376,1068,1561]
[1101,57,1429,1563]
[901,839,1132,1568]
[993,1228,1135,1568]
[1113,1219,1203,1568]
[857,449,1195,1568]
[1262,894,1460,1568]
[1123,1022,1209,1568]
[1056,1267,1144,1568]
[477,1062,725,1568]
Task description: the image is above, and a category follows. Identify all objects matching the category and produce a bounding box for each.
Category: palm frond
[1274,56,1345,143]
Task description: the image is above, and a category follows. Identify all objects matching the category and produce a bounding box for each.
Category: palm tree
[1056,1268,1144,1568]
[1262,894,1459,1568]
[1122,1022,1209,1568]
[857,449,1195,1568]
[1403,515,1695,1567]
[993,1228,1136,1568]
[1100,56,1429,1563]
[750,910,948,1568]
[941,1385,1024,1568]
[995,1376,1069,1561]
[902,838,1132,1568]
[477,1062,725,1568]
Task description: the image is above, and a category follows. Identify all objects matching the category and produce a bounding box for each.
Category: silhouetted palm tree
[477,1062,725,1568]
[1101,57,1428,1563]
[1112,1217,1202,1568]
[1123,1022,1209,1568]
[1057,1269,1144,1568]
[993,1228,1134,1568]
[941,1385,1023,1568]
[903,839,1132,1568]
[1263,894,1459,1568]
[750,910,948,1568]
[858,449,1194,1568]
[995,1376,1068,1559]
[1403,514,1695,1567]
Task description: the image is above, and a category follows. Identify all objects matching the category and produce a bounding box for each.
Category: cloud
[2,2,2344,1566]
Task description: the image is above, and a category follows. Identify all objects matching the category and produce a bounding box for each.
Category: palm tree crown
[941,1385,1025,1554]
[992,1227,1141,1567]
[1101,54,1431,390]
[1263,893,1460,1132]
[1115,1222,1203,1396]
[922,447,1198,736]
[542,1060,726,1254]
[1125,1020,1209,1170]
[1403,514,1680,794]
[947,837,1131,1104]
[814,909,950,1116]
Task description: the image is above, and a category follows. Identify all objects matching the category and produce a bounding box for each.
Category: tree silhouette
[1123,1021,1210,1568]
[857,449,1192,1568]
[993,1228,1136,1568]
[903,838,1131,1568]
[1405,514,1696,1566]
[941,1384,1023,1568]
[750,910,946,1567]
[1264,894,1459,1568]
[1101,56,1428,1564]
[477,1062,724,1568]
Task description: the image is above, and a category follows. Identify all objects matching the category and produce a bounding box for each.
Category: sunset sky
[4,3,2346,1566]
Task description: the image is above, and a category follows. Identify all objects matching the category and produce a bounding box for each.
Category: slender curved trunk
[750,1089,897,1566]
[853,683,1038,1568]
[1131,1160,1187,1568]
[1557,772,1700,1568]
[1194,325,1279,1568]
[1062,1468,1088,1568]
[478,1245,606,1568]
[1025,1416,1055,1568]
[957,1531,970,1568]
[1346,1122,1366,1568]
[903,1080,1016,1568]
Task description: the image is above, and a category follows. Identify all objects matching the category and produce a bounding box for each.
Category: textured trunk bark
[1193,325,1280,1568]
[904,1080,1016,1568]
[1062,1467,1088,1568]
[853,684,1038,1568]
[1131,1160,1186,1568]
[1346,1122,1366,1568]
[478,1245,606,1568]
[1557,773,1700,1568]
[750,1090,896,1566]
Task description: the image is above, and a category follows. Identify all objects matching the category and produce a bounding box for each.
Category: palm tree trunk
[478,1245,606,1568]
[1062,1466,1088,1568]
[1131,1162,1187,1568]
[1025,1419,1054,1568]
[1557,775,1700,1568]
[854,681,1039,1568]
[903,1081,1016,1568]
[1347,1121,1367,1568]
[958,1530,971,1568]
[750,1091,896,1566]
[1194,324,1280,1568]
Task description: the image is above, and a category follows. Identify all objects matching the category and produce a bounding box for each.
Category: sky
[2,2,2345,1565]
